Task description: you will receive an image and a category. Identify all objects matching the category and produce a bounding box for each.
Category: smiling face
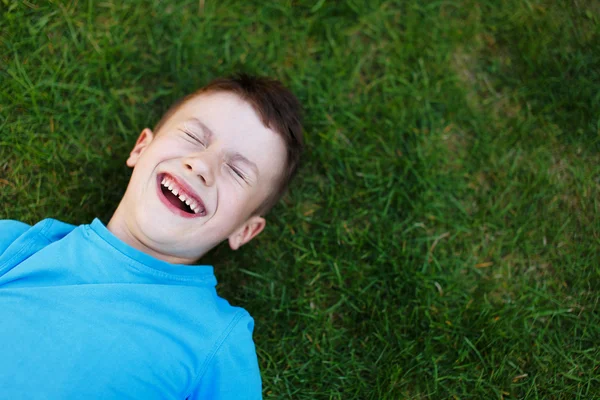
[107,91,287,264]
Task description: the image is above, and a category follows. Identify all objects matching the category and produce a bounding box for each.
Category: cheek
[133,143,184,176]
[144,140,182,160]
[218,183,255,217]
[219,187,243,211]
[130,145,177,184]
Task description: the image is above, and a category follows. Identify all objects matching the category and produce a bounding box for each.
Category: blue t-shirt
[0,218,262,399]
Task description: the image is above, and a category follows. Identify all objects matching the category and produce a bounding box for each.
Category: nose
[183,152,217,187]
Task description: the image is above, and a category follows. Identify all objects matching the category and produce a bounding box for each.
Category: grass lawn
[1,0,599,398]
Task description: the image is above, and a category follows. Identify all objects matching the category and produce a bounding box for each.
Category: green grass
[1,0,599,398]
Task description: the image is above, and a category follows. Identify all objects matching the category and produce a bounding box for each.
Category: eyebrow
[230,152,259,178]
[185,118,260,178]
[186,118,213,140]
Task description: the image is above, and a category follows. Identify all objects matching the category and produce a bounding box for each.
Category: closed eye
[229,164,246,181]
[180,128,206,147]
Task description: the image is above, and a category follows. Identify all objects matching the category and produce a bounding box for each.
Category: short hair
[153,74,304,216]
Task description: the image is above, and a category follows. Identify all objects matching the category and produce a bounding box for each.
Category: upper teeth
[161,177,205,215]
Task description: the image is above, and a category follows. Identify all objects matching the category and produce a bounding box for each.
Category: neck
[107,205,198,265]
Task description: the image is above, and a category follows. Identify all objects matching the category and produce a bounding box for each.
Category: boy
[0,75,303,399]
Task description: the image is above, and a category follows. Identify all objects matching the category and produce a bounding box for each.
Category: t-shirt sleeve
[0,220,31,255]
[188,312,262,400]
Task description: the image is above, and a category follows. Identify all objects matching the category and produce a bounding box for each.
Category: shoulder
[187,308,262,399]
[223,308,256,345]
[0,220,31,245]
[33,218,78,242]
[218,309,260,381]
[0,218,77,259]
[211,305,257,360]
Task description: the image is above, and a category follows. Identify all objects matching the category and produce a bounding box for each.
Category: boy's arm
[188,312,262,400]
[0,220,31,255]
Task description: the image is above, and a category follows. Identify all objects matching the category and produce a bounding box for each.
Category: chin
[133,209,177,241]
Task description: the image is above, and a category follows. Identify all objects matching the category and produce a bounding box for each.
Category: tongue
[162,187,192,213]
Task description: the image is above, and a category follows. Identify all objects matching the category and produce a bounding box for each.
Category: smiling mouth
[158,174,207,217]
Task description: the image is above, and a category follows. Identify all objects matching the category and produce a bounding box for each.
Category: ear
[126,128,154,168]
[228,215,266,250]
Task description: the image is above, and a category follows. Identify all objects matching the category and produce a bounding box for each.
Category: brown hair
[153,74,304,215]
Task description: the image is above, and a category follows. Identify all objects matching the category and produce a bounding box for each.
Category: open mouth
[157,173,207,217]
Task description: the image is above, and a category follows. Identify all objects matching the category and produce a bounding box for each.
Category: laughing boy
[0,75,303,399]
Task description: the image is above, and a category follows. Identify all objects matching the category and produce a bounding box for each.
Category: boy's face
[108,91,286,264]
